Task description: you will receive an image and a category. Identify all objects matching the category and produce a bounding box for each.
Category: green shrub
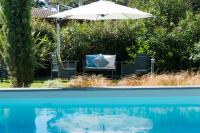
[31,19,56,69]
[61,21,134,61]
[191,42,200,63]
[127,0,200,71]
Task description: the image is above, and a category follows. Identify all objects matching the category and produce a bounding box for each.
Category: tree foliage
[127,0,200,71]
[51,0,129,7]
[61,21,134,61]
[31,19,56,69]
[1,0,35,87]
[0,7,7,61]
[33,0,48,8]
[0,10,56,77]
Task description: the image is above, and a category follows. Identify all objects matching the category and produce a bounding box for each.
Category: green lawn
[0,81,11,88]
[0,79,69,88]
[0,80,45,88]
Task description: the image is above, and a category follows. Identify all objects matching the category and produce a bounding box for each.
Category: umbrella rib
[121,13,132,19]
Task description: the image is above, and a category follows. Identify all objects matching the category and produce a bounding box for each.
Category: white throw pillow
[103,55,116,68]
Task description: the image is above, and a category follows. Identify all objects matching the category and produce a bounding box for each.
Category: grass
[0,80,45,88]
[0,81,11,88]
[31,80,46,88]
[118,71,200,86]
[0,71,200,88]
[65,75,115,87]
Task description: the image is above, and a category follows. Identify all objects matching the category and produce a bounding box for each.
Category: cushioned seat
[85,66,116,69]
[134,54,151,74]
[84,54,116,78]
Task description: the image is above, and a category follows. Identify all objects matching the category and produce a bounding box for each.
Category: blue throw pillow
[93,54,109,67]
[86,55,97,67]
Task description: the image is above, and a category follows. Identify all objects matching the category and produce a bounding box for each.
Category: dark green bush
[127,0,200,71]
[61,21,135,61]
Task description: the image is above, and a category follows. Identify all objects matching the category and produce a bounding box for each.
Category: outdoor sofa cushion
[93,54,109,67]
[85,54,116,68]
[103,55,116,68]
[86,55,97,67]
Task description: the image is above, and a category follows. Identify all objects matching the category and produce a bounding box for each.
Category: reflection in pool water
[1,106,200,133]
[52,114,152,133]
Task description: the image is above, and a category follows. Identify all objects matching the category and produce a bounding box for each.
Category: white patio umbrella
[49,0,152,20]
[49,0,153,55]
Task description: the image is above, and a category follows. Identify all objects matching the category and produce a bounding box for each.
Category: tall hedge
[2,0,35,87]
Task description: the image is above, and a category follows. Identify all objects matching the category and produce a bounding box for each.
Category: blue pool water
[1,97,200,133]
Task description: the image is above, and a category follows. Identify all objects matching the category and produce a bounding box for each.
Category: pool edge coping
[0,86,200,92]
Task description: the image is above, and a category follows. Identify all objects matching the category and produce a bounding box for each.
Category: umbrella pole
[56,3,61,56]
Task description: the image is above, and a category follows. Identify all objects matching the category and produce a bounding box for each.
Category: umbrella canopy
[49,0,153,56]
[49,0,152,20]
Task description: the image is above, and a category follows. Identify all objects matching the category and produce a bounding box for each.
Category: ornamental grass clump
[118,71,200,86]
[66,75,114,87]
[42,71,200,88]
[43,79,66,88]
[117,75,143,86]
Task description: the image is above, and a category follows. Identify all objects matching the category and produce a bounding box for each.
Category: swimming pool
[0,87,200,133]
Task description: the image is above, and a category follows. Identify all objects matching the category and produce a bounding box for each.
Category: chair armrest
[62,60,78,69]
[63,60,78,63]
